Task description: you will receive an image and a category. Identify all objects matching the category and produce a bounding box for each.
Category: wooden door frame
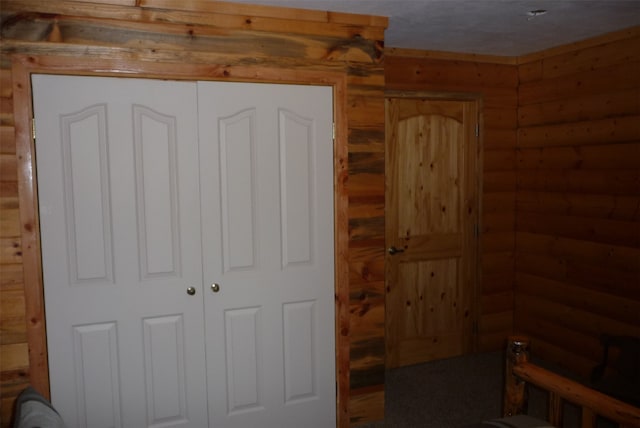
[384,90,483,358]
[12,54,350,426]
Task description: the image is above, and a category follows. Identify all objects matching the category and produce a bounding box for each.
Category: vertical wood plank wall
[514,30,640,377]
[385,51,519,353]
[0,1,387,426]
[0,65,24,423]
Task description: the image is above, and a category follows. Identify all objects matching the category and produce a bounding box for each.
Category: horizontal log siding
[515,33,640,377]
[0,1,387,426]
[385,54,519,353]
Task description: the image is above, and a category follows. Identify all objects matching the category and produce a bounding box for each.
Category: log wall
[514,29,640,377]
[385,50,519,353]
[385,28,640,381]
[0,1,387,426]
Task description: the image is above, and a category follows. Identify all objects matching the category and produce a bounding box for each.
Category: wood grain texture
[515,34,640,385]
[517,27,640,69]
[0,127,15,155]
[2,55,50,413]
[516,231,640,274]
[517,272,640,326]
[0,289,26,345]
[385,47,517,65]
[503,336,529,417]
[1,4,637,425]
[519,61,640,106]
[532,35,640,80]
[0,1,385,426]
[517,142,640,170]
[385,97,479,368]
[0,199,19,238]
[0,263,22,291]
[516,191,640,221]
[1,0,387,41]
[348,388,384,426]
[518,115,640,148]
[386,56,518,89]
[518,89,640,127]
[482,251,515,295]
[386,54,518,355]
[517,168,640,195]
[349,294,385,390]
[512,361,640,426]
[516,252,640,299]
[142,0,389,28]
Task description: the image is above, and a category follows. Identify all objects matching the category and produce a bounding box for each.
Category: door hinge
[475,123,479,138]
[474,223,479,238]
[332,122,336,141]
[32,118,36,141]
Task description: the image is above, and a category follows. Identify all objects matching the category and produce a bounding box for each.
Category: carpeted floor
[378,351,506,427]
[356,351,615,428]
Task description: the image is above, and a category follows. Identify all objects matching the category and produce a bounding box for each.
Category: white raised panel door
[198,82,335,428]
[32,75,208,428]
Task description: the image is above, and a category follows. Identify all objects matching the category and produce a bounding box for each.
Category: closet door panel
[33,74,208,428]
[198,81,336,428]
[34,75,336,428]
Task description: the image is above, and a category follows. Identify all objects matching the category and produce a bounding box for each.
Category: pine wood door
[385,97,479,369]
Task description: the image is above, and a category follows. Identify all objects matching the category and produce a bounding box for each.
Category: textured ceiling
[231,0,640,56]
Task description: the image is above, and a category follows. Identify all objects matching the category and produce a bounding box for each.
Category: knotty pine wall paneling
[0,1,387,426]
[385,50,519,353]
[514,29,640,377]
[0,66,28,424]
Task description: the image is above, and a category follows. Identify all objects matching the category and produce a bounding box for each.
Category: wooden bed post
[503,335,530,417]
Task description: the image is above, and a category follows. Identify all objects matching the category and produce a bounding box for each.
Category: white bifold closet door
[32,74,335,428]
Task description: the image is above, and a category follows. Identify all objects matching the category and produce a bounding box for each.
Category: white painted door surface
[198,82,335,428]
[33,75,207,428]
[33,75,335,428]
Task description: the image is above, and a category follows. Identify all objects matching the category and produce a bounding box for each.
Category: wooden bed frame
[503,336,640,428]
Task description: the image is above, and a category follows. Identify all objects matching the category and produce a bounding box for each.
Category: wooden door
[198,82,336,428]
[33,75,209,427]
[385,97,479,369]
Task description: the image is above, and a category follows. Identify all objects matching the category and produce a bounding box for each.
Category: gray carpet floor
[357,351,616,428]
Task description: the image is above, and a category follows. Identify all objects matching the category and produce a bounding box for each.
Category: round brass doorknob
[186,286,196,295]
[211,283,220,293]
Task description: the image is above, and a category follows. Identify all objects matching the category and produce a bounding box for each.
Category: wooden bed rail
[503,336,640,428]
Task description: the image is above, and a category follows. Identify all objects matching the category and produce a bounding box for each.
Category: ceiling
[230,0,640,56]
